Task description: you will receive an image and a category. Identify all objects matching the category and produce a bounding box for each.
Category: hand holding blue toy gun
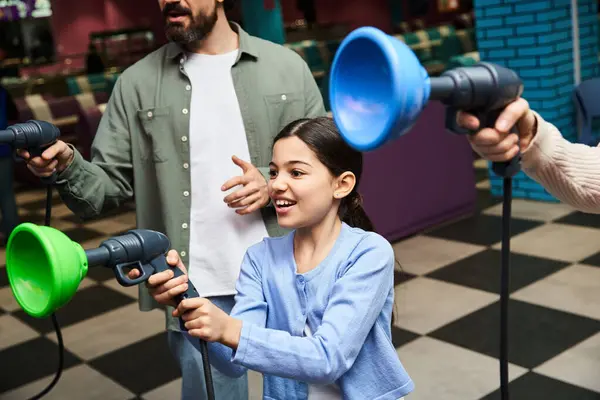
[458,98,538,164]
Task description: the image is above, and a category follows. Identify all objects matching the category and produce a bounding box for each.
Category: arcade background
[1,0,600,399]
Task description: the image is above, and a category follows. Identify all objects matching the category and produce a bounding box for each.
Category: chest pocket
[137,106,173,163]
[264,92,305,135]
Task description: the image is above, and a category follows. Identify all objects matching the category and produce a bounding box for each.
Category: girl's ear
[333,172,356,199]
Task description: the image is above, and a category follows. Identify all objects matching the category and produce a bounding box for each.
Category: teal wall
[241,0,286,44]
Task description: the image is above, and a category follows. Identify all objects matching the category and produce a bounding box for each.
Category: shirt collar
[165,22,258,61]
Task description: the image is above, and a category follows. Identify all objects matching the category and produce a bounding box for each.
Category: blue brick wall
[579,1,600,81]
[474,0,600,202]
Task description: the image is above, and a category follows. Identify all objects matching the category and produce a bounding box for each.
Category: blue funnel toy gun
[328,27,524,177]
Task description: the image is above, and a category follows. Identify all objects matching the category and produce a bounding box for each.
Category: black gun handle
[445,106,521,178]
[477,109,522,178]
[148,255,201,332]
[149,255,200,303]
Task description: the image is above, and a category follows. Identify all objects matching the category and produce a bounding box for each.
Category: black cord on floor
[29,313,64,400]
[28,184,65,400]
[500,177,512,400]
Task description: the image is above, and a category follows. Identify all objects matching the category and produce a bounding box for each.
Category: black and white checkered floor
[1,160,600,399]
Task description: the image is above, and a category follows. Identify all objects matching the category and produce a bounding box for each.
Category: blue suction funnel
[329,27,431,151]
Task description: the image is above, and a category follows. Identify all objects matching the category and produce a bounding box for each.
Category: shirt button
[186,85,191,91]
[183,191,190,197]
[181,136,188,142]
[182,223,188,229]
[147,111,153,118]
[281,94,287,101]
[183,162,189,169]
[180,251,187,257]
[182,108,188,115]
[297,275,304,283]
[180,58,185,64]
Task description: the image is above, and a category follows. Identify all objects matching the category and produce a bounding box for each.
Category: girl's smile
[273,197,297,216]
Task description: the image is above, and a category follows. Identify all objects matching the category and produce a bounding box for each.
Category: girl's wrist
[222,317,243,350]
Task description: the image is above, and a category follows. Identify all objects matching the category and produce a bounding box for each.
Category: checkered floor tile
[1,160,600,399]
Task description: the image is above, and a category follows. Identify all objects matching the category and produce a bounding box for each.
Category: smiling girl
[144,117,414,399]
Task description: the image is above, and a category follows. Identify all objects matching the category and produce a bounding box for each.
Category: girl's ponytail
[341,191,375,232]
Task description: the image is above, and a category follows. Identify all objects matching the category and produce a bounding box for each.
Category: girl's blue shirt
[196,222,414,400]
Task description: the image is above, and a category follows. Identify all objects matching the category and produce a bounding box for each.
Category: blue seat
[573,78,600,145]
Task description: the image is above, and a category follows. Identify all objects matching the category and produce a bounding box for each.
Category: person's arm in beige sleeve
[460,98,600,214]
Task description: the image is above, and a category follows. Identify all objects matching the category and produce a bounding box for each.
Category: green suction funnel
[6,223,89,318]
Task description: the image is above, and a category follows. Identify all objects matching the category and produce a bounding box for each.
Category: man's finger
[44,159,58,171]
[230,192,261,209]
[224,185,258,204]
[495,98,530,133]
[41,142,66,161]
[235,195,265,215]
[236,203,261,215]
[28,157,55,169]
[26,161,56,174]
[231,155,252,173]
[221,175,248,192]
[16,149,30,159]
[27,164,56,177]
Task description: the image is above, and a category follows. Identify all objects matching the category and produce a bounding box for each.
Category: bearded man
[18,1,325,398]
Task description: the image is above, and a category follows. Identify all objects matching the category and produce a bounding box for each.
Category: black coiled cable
[28,185,64,400]
[26,184,215,399]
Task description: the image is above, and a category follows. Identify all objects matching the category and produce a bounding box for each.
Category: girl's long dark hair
[273,117,374,232]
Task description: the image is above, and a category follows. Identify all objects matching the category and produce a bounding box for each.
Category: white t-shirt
[184,49,269,297]
[304,323,343,400]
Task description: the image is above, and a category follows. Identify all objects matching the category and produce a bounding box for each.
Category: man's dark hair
[223,0,236,11]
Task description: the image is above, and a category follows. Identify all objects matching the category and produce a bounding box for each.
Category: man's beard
[164,3,218,45]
